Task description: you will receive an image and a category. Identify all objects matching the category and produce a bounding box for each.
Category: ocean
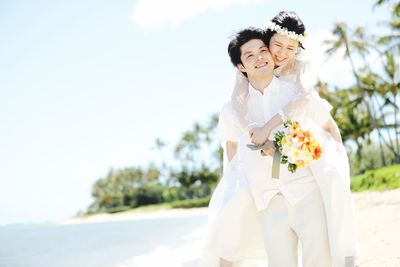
[0,214,208,267]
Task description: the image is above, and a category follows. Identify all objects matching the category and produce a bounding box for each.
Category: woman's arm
[226,141,238,162]
[322,116,343,144]
[231,71,254,130]
[249,91,311,146]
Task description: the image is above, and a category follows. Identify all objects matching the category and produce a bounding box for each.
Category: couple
[199,11,359,267]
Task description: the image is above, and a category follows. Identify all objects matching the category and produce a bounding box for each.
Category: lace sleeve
[218,102,242,142]
[230,70,256,131]
[304,91,333,127]
[275,55,318,121]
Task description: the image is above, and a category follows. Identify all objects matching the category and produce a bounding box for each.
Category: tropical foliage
[86,114,221,214]
[351,164,400,191]
[318,0,400,171]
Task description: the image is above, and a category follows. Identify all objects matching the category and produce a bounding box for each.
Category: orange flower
[313,146,323,160]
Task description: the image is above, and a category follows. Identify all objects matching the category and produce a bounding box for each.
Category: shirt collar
[248,76,278,96]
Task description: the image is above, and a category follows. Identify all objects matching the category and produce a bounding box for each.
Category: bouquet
[274,119,323,173]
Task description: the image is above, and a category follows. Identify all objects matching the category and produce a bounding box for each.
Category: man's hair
[228,27,268,67]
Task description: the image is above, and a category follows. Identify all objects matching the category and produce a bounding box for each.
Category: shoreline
[60,206,208,225]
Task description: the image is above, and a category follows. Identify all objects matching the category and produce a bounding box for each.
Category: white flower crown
[265,21,306,44]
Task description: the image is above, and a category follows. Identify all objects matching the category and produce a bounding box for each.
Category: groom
[226,27,358,267]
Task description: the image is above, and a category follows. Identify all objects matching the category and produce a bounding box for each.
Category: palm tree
[172,114,221,198]
[375,0,400,53]
[374,0,400,162]
[323,12,400,165]
[316,81,373,162]
[323,23,378,156]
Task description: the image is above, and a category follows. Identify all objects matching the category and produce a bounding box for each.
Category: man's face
[268,34,299,67]
[237,39,274,78]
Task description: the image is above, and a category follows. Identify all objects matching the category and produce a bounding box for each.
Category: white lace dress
[198,102,267,267]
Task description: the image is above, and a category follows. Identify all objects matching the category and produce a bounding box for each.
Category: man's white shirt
[219,76,319,210]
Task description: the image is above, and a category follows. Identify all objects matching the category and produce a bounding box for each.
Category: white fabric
[218,102,241,142]
[241,77,319,209]
[304,90,333,127]
[259,189,332,267]
[198,141,267,266]
[306,127,359,267]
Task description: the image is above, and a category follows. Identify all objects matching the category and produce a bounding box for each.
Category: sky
[0,0,389,225]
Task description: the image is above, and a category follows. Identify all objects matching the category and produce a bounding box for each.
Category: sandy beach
[352,189,400,267]
[63,189,400,266]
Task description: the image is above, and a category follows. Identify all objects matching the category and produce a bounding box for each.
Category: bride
[198,11,358,267]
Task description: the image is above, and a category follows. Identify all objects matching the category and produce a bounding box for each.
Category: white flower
[265,21,305,44]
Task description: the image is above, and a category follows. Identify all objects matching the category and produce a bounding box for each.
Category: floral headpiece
[266,21,306,44]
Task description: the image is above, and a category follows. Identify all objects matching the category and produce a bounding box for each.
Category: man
[224,27,358,267]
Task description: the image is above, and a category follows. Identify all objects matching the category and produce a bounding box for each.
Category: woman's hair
[266,11,306,48]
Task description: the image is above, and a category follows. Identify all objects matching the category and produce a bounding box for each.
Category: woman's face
[268,33,299,67]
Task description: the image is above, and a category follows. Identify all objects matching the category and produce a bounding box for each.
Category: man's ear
[237,63,246,74]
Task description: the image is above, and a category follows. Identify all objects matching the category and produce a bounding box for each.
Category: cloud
[131,0,262,29]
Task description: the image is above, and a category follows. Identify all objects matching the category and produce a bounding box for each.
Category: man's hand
[261,147,276,157]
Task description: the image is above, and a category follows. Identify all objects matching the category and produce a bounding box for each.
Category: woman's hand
[249,125,272,146]
[249,112,283,146]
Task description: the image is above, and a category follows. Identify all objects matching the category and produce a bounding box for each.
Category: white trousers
[259,188,332,267]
